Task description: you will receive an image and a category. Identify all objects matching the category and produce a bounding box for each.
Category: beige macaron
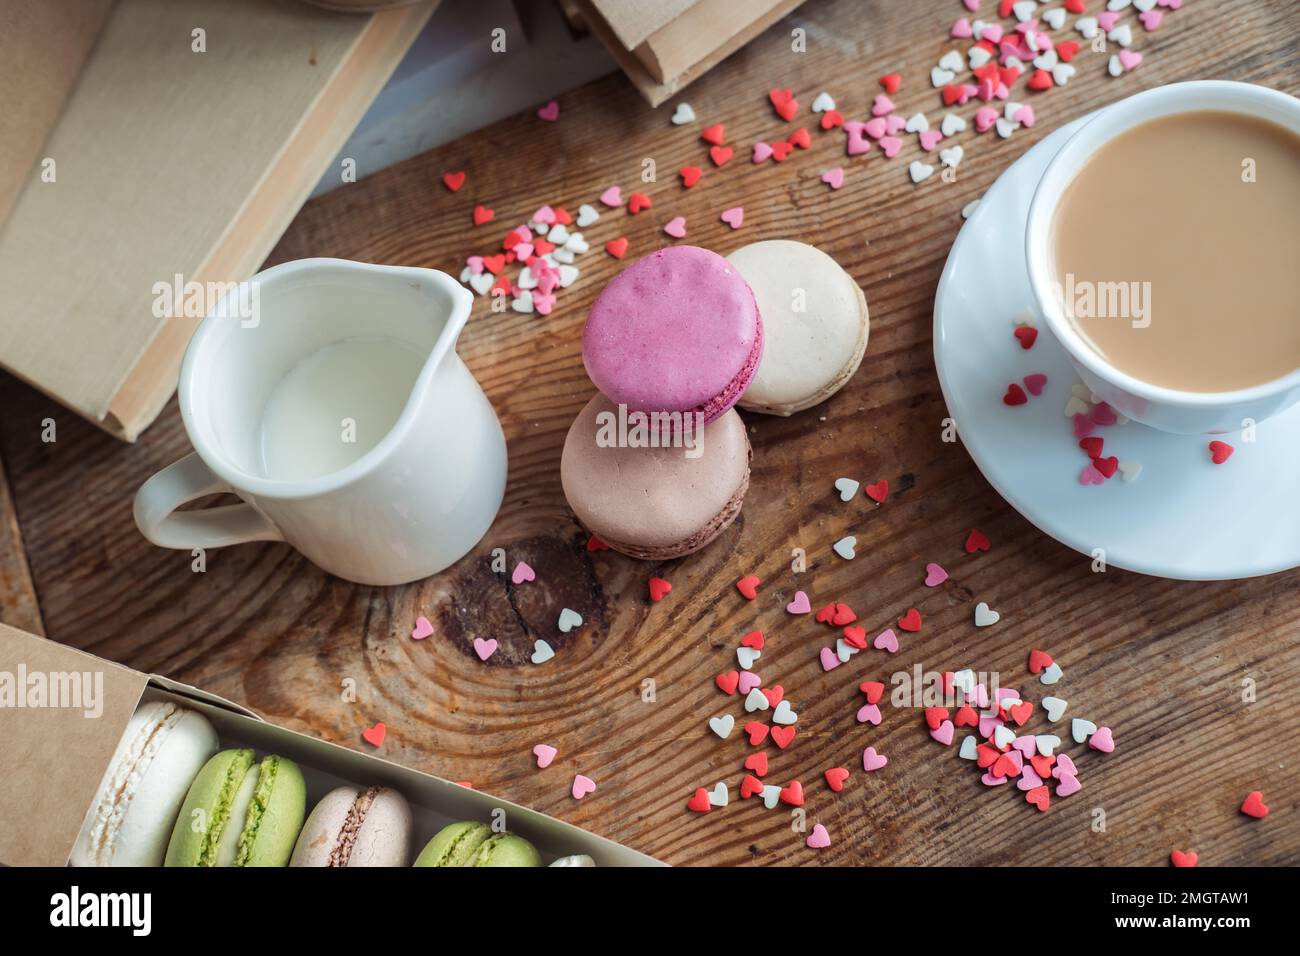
[727,239,869,416]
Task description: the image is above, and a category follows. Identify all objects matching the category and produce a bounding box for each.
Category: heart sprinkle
[966,529,991,553]
[806,823,831,849]
[533,744,557,768]
[1209,440,1234,464]
[571,774,596,800]
[530,640,555,665]
[824,767,850,792]
[473,637,498,661]
[411,616,434,640]
[558,608,583,632]
[924,562,949,587]
[736,575,760,600]
[1240,790,1269,819]
[898,608,922,632]
[786,590,812,614]
[361,722,386,747]
[511,561,535,585]
[648,577,672,602]
[720,206,745,229]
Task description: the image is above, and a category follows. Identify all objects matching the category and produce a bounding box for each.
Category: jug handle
[134,453,283,550]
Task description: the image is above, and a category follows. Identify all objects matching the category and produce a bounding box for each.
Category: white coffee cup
[1026,81,1300,434]
[134,258,507,585]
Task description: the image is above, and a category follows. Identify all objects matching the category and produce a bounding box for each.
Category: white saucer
[933,117,1300,580]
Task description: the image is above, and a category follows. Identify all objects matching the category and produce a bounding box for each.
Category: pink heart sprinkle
[532,205,555,224]
[1053,753,1078,779]
[663,216,687,239]
[1097,11,1120,31]
[885,114,907,135]
[979,715,1003,738]
[1161,0,1181,9]
[978,77,996,102]
[919,129,943,151]
[473,637,498,661]
[599,185,623,207]
[981,23,1003,43]
[1013,104,1036,128]
[537,99,559,121]
[821,166,845,189]
[970,683,990,709]
[533,292,556,315]
[924,562,949,587]
[786,590,812,614]
[752,141,774,163]
[571,774,596,799]
[537,273,559,296]
[720,206,744,229]
[930,719,955,746]
[513,242,534,261]
[952,17,973,38]
[806,823,831,849]
[856,702,882,725]
[982,771,1009,786]
[963,0,980,11]
[411,616,434,640]
[533,743,557,768]
[997,688,1020,705]
[871,94,895,116]
[1073,413,1097,438]
[1004,749,1024,773]
[1079,463,1106,486]
[975,106,999,132]
[819,646,841,671]
[862,746,888,771]
[1023,372,1048,396]
[1139,9,1163,30]
[1018,765,1044,790]
[1056,771,1082,796]
[879,135,903,158]
[1118,49,1143,71]
[467,256,484,275]
[863,117,888,139]
[844,125,872,156]
[1089,725,1115,753]
[511,561,536,585]
[873,628,899,653]
[1012,735,1037,757]
[738,671,761,694]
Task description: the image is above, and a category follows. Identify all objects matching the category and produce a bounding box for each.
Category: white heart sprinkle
[1108,0,1133,10]
[810,91,836,112]
[930,66,956,88]
[575,204,599,227]
[1035,733,1061,756]
[909,160,935,183]
[546,224,570,245]
[1072,718,1097,743]
[905,111,930,133]
[974,602,1000,627]
[516,267,538,290]
[1013,1,1037,22]
[670,102,695,125]
[772,700,798,725]
[558,608,583,632]
[530,639,555,664]
[834,477,859,501]
[959,735,979,760]
[1064,396,1091,417]
[744,688,769,712]
[994,725,1017,749]
[833,535,857,560]
[1042,7,1066,30]
[1042,696,1068,722]
[760,784,782,809]
[941,112,967,136]
[1108,54,1124,77]
[708,714,735,739]
[1134,0,1156,10]
[939,50,966,72]
[1119,459,1142,482]
[1040,661,1064,685]
[737,646,761,670]
[1004,101,1025,121]
[707,782,729,807]
[836,638,859,663]
[952,669,976,694]
[995,117,1017,139]
[1108,23,1132,47]
[968,46,992,68]
[1076,16,1099,38]
[1033,48,1059,70]
[558,264,580,288]
[552,247,575,264]
[511,291,534,314]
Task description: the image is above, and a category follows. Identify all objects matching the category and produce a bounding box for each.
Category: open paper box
[0,624,661,867]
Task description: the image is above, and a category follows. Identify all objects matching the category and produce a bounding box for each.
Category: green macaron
[414,821,542,867]
[164,748,306,867]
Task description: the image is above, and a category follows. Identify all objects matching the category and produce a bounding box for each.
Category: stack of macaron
[562,242,868,558]
[71,701,596,867]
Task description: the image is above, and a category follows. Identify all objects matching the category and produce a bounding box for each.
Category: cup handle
[133,452,283,550]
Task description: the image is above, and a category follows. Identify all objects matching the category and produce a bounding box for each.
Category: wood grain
[1,0,1297,865]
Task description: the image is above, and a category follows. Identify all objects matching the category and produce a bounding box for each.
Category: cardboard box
[0,624,661,867]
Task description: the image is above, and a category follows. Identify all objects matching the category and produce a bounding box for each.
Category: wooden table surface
[2,0,1296,866]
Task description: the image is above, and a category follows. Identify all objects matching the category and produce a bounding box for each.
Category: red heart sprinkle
[736,575,760,600]
[942,84,964,106]
[744,752,768,777]
[924,707,950,731]
[1028,69,1053,91]
[865,480,889,503]
[740,630,765,650]
[687,788,711,813]
[1057,40,1080,61]
[715,671,739,695]
[745,721,770,746]
[1008,701,1033,726]
[976,744,1000,769]
[740,774,765,799]
[709,145,734,167]
[820,109,844,130]
[770,725,796,749]
[879,73,901,94]
[966,529,991,553]
[1078,437,1104,458]
[1094,456,1119,478]
[788,127,811,149]
[1029,754,1056,778]
[553,207,572,225]
[1170,850,1198,867]
[586,534,610,551]
[898,608,922,632]
[701,123,726,145]
[1013,326,1038,349]
[605,237,629,259]
[1003,383,1028,406]
[533,239,556,256]
[842,626,868,649]
[472,205,495,226]
[482,254,505,275]
[831,603,856,626]
[815,603,837,624]
[770,141,793,162]
[361,722,386,747]
[648,577,672,602]
[824,767,850,793]
[627,192,652,214]
[999,0,1015,16]
[993,753,1021,778]
[1241,790,1269,819]
[768,87,798,121]
[859,680,884,703]
[1000,65,1021,86]
[973,63,1000,84]
[761,684,784,707]
[1064,0,1085,13]
[441,170,466,191]
[1026,785,1050,812]
[778,779,804,806]
[1028,648,1054,673]
[1209,440,1234,464]
[679,165,702,188]
[955,704,979,728]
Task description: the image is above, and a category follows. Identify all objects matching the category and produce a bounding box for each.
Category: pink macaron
[582,246,763,422]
